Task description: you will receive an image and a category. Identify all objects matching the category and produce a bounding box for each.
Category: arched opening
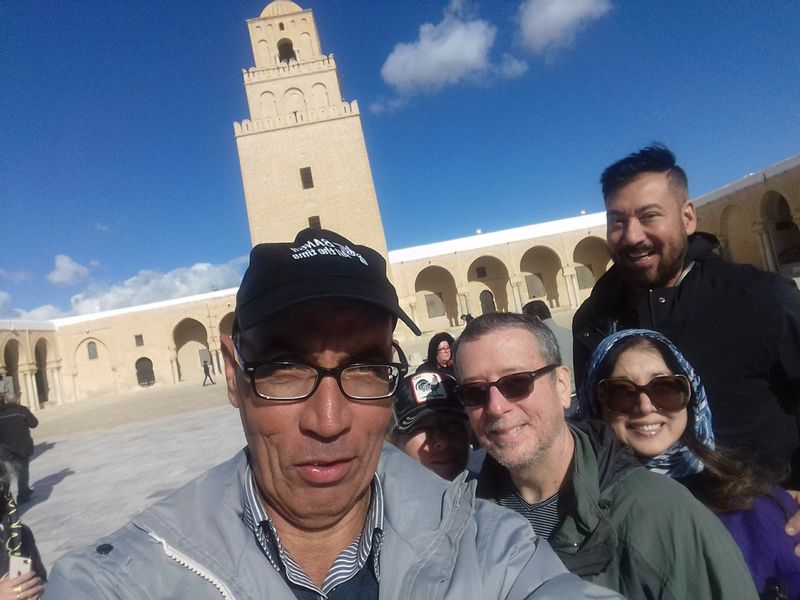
[520,246,564,308]
[173,318,210,383]
[762,191,800,274]
[2,340,20,400]
[34,339,48,405]
[720,204,762,268]
[310,83,329,111]
[277,38,297,63]
[219,312,235,338]
[260,91,277,120]
[572,237,611,301]
[135,357,156,387]
[479,290,496,314]
[414,266,459,329]
[467,256,511,314]
[284,88,306,116]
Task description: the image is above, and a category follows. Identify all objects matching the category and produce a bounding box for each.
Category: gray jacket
[45,445,620,599]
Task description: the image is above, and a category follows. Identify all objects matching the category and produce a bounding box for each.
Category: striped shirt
[243,462,384,598]
[496,469,575,541]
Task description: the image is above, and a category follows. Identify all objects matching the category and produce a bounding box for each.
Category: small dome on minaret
[260,1,304,18]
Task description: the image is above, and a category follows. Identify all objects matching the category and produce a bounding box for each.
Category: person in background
[415,332,455,378]
[0,392,38,504]
[579,328,800,600]
[387,372,470,480]
[522,301,574,393]
[0,454,45,600]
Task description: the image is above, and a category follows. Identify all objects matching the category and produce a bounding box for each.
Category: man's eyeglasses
[597,375,690,416]
[232,340,408,401]
[454,364,558,408]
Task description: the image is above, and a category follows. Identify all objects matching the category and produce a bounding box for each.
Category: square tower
[234,1,388,255]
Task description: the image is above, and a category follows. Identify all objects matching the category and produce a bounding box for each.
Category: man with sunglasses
[455,312,758,599]
[47,229,619,599]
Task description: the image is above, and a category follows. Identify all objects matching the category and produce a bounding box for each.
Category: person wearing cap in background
[388,372,470,480]
[46,228,620,599]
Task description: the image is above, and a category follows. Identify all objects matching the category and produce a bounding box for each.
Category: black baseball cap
[234,228,421,335]
[392,372,466,433]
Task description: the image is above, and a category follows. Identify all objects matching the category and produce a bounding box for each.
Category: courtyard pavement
[19,382,246,570]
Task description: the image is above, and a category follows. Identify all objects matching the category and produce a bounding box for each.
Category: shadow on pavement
[33,441,57,459]
[20,468,75,513]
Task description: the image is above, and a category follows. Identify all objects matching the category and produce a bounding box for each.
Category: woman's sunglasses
[597,374,691,415]
[454,364,558,407]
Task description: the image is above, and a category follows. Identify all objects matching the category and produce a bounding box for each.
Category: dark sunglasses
[454,364,558,407]
[597,374,690,415]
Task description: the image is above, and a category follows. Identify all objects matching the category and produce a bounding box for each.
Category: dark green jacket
[477,420,759,599]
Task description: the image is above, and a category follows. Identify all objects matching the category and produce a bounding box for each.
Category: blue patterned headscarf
[577,329,714,479]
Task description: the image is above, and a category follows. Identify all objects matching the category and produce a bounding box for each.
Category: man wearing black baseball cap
[388,372,470,480]
[48,228,620,599]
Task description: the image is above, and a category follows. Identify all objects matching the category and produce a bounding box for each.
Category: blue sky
[2,0,799,319]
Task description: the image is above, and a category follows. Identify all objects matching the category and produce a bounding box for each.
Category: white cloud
[518,0,612,55]
[95,222,109,232]
[498,54,529,78]
[0,269,32,285]
[68,256,248,315]
[368,96,409,115]
[47,254,90,286]
[380,1,525,97]
[14,304,66,321]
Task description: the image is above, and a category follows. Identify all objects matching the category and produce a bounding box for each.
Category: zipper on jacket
[148,531,236,600]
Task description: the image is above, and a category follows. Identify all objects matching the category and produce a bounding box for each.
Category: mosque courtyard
[20,383,244,571]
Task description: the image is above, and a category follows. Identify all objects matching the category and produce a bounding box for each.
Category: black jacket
[0,404,38,459]
[573,233,800,483]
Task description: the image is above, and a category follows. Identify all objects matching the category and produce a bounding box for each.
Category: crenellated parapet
[242,55,337,84]
[234,100,359,136]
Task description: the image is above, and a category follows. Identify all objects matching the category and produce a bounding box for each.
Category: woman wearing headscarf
[579,329,799,600]
[415,332,455,378]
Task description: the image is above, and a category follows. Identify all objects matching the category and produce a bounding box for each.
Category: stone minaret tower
[234,1,388,255]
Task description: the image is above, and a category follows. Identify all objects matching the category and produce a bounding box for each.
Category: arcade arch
[720,204,762,267]
[173,318,211,383]
[2,339,20,398]
[519,246,564,309]
[467,256,511,314]
[573,237,611,302]
[761,191,800,273]
[34,338,49,405]
[414,266,459,329]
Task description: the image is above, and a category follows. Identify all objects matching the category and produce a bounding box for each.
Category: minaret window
[278,39,297,63]
[279,22,285,31]
[300,167,314,189]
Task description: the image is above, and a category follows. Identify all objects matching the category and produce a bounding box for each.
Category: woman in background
[579,329,799,600]
[415,332,455,378]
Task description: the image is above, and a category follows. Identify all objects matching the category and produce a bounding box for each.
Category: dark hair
[522,300,551,320]
[601,143,688,202]
[426,332,455,366]
[453,312,561,378]
[594,335,774,512]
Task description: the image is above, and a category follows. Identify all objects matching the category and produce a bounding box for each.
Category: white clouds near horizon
[518,0,612,55]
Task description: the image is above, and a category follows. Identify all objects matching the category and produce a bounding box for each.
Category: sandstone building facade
[1,1,798,409]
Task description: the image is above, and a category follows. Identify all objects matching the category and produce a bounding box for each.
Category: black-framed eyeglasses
[597,375,690,416]
[454,364,559,408]
[232,340,409,401]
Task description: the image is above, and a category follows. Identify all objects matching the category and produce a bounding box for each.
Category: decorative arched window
[278,39,297,63]
[87,341,98,360]
[135,357,156,387]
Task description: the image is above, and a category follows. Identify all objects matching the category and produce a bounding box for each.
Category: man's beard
[613,234,689,289]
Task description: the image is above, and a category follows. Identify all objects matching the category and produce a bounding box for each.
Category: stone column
[47,366,64,405]
[21,369,39,411]
[457,289,470,317]
[753,222,777,272]
[510,277,526,313]
[170,353,178,384]
[562,266,580,308]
